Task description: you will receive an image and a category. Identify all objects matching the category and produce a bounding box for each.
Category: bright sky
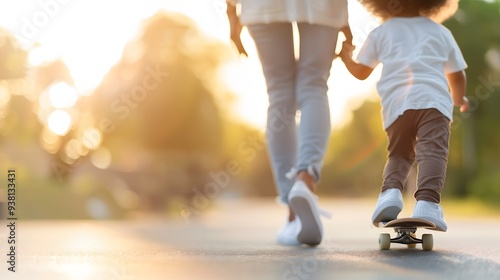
[0,0,382,131]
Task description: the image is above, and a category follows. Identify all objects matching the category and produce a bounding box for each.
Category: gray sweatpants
[247,22,339,203]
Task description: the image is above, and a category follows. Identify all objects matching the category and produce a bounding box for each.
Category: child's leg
[415,109,451,203]
[383,112,417,193]
[411,109,450,231]
[372,110,416,225]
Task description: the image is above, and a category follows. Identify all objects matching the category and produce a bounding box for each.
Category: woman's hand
[227,4,248,57]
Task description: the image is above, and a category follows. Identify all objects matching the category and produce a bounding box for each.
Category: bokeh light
[86,197,110,219]
[90,147,111,169]
[40,127,61,154]
[48,110,72,136]
[64,139,86,160]
[82,128,102,150]
[485,48,500,70]
[47,82,79,109]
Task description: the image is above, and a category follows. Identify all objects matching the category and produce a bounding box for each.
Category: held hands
[339,41,355,61]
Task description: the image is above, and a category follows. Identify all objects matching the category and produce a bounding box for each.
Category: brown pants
[382,109,451,203]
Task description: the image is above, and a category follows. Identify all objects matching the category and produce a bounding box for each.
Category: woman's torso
[238,0,348,28]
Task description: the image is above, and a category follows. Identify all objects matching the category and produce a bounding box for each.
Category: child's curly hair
[359,0,459,22]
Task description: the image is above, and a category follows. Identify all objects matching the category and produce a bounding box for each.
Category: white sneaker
[412,200,448,232]
[276,219,301,245]
[372,188,403,226]
[288,181,325,246]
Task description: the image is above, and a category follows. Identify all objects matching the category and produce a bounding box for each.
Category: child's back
[358,16,467,129]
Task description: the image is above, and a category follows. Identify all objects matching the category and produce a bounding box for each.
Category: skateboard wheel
[422,234,433,251]
[379,233,391,250]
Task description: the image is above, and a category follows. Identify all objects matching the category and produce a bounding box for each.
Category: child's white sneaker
[412,200,448,232]
[372,188,403,226]
[276,219,301,245]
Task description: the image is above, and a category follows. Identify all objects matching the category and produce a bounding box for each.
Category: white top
[357,17,467,129]
[234,0,348,29]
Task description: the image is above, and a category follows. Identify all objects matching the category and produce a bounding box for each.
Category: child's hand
[460,96,469,113]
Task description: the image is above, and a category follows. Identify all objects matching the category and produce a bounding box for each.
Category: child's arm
[339,42,374,80]
[447,70,469,112]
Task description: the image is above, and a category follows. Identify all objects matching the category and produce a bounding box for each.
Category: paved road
[1,198,499,280]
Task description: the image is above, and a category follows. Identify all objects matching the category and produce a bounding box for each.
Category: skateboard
[379,217,435,251]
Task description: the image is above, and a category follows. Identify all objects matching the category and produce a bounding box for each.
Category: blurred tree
[0,29,26,80]
[84,12,234,211]
[444,0,500,201]
[320,101,387,196]
[93,12,228,153]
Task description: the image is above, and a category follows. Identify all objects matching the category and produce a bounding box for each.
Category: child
[339,0,468,231]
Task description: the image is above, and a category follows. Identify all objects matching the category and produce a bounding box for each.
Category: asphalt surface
[1,198,499,280]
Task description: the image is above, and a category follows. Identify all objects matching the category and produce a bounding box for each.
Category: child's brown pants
[382,108,451,203]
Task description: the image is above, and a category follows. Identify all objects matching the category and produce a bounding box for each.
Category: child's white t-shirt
[357,17,467,129]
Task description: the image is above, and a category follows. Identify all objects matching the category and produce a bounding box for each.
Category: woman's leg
[247,23,297,205]
[295,23,339,184]
[282,23,338,246]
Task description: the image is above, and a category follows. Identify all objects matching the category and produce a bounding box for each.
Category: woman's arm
[226,1,248,56]
[341,25,353,45]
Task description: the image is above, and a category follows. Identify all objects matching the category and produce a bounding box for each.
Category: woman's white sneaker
[288,181,324,246]
[276,219,301,245]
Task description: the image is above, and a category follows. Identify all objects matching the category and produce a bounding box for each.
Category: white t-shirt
[357,17,467,129]
[234,0,348,29]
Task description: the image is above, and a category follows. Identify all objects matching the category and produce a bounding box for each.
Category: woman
[227,0,352,246]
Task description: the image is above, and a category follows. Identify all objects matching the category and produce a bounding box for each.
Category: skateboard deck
[378,217,435,251]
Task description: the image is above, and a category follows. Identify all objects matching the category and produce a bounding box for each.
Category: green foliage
[320,101,388,196]
[0,12,236,218]
[91,12,228,155]
[444,0,500,200]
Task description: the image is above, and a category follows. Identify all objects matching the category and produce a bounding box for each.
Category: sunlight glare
[54,262,99,280]
[48,110,72,136]
[0,0,381,130]
[28,45,59,66]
